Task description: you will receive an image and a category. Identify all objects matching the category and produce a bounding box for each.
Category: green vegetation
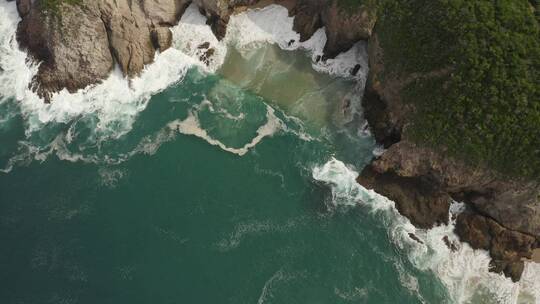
[338,0,364,10]
[337,0,378,12]
[375,0,540,179]
[40,0,82,13]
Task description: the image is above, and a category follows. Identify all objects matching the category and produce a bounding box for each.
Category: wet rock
[199,48,216,66]
[408,233,423,244]
[151,27,173,52]
[359,165,450,229]
[197,42,215,65]
[351,64,362,76]
[15,0,190,100]
[14,0,377,99]
[206,13,228,40]
[292,0,325,42]
[442,236,458,252]
[198,42,211,49]
[455,212,536,282]
[321,1,376,58]
[17,1,114,100]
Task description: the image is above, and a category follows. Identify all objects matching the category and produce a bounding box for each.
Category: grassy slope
[376,0,540,180]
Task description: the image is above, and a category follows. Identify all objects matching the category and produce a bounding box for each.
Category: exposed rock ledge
[12,0,190,100]
[12,0,375,101]
[357,29,540,282]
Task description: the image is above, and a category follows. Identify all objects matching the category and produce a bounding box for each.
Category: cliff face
[357,27,540,282]
[14,0,190,100]
[13,0,376,100]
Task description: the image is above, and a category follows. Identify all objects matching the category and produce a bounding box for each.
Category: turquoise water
[0,42,451,303]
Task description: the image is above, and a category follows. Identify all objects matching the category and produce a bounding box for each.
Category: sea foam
[0,2,367,165]
[313,158,540,304]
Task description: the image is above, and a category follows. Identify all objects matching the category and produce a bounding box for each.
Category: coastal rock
[16,1,114,100]
[14,0,375,99]
[197,42,216,66]
[14,0,190,100]
[321,1,376,58]
[292,0,325,42]
[442,236,458,252]
[193,0,261,40]
[100,0,156,77]
[358,17,540,281]
[15,0,31,17]
[143,0,187,25]
[456,212,536,282]
[359,164,450,229]
[151,27,173,52]
[193,0,376,57]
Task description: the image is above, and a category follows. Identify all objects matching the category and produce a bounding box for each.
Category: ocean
[0,2,539,304]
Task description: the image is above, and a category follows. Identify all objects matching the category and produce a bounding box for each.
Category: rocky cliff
[13,0,375,100]
[357,24,540,282]
[13,0,190,100]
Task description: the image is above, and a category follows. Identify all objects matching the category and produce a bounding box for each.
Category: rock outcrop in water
[13,0,190,100]
[357,26,540,282]
[13,0,375,100]
[191,0,375,58]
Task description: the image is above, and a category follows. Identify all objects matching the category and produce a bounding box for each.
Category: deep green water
[0,41,453,303]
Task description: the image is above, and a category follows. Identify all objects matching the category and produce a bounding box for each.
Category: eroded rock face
[456,212,536,281]
[292,0,325,42]
[358,19,540,281]
[15,0,190,100]
[359,165,450,229]
[321,1,376,58]
[17,1,114,100]
[14,0,376,100]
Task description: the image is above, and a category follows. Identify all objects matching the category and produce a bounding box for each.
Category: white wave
[170,104,282,156]
[312,158,540,304]
[174,4,368,82]
[225,5,368,81]
[0,2,38,103]
[170,4,227,72]
[0,0,198,138]
[0,1,365,159]
[226,5,300,52]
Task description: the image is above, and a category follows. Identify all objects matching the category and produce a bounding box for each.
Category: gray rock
[151,27,173,52]
[17,1,114,101]
[15,0,190,100]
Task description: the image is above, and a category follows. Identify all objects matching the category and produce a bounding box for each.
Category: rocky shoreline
[10,0,375,101]
[10,0,540,282]
[358,20,540,281]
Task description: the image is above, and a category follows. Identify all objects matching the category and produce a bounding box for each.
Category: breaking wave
[313,158,540,304]
[0,1,367,171]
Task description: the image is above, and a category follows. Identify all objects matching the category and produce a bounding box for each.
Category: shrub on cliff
[40,0,82,13]
[377,0,540,179]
